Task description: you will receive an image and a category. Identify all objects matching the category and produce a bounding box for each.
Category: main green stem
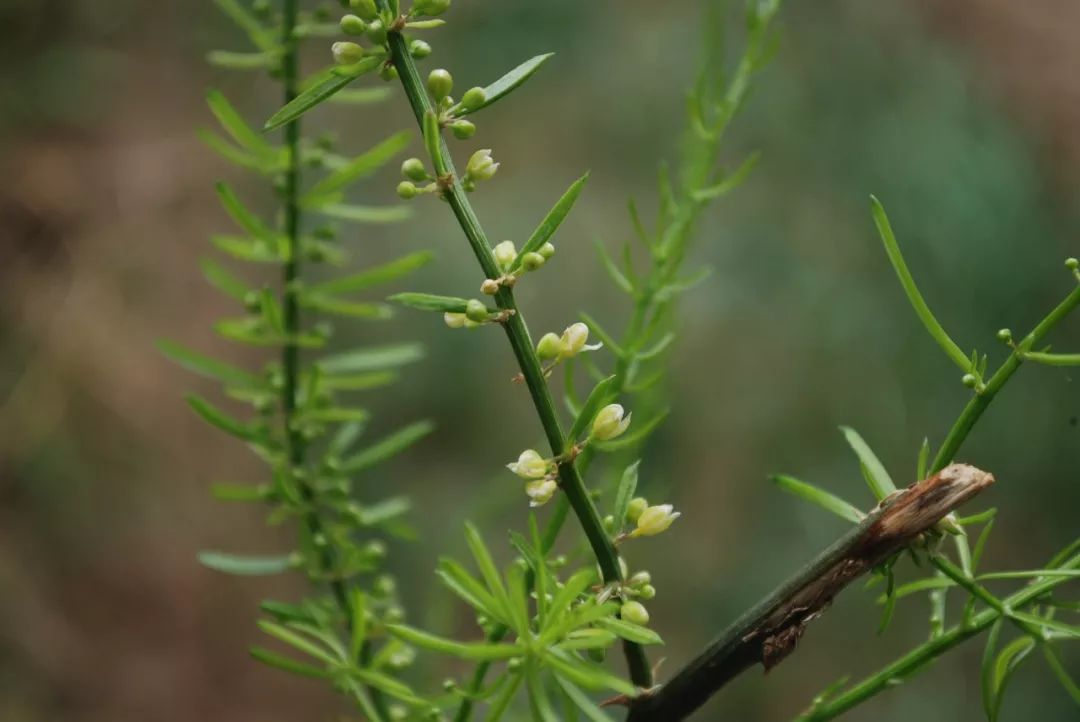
[384,29,652,689]
[280,3,386,718]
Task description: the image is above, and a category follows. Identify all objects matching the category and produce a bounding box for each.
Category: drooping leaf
[310,252,434,296]
[257,621,338,665]
[510,172,589,271]
[770,474,865,524]
[215,182,275,242]
[157,340,262,388]
[340,420,435,473]
[457,53,555,116]
[207,89,276,158]
[200,257,250,300]
[250,646,330,678]
[198,551,295,576]
[319,343,425,373]
[840,426,897,501]
[186,394,261,442]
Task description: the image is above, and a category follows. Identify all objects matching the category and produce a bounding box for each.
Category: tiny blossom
[630,503,681,538]
[560,322,602,358]
[493,240,517,270]
[466,149,500,182]
[591,403,631,441]
[444,312,467,328]
[525,479,558,507]
[507,449,548,479]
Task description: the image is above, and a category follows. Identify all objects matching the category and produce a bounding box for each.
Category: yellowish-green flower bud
[409,39,432,59]
[961,373,977,388]
[493,240,517,269]
[525,478,558,507]
[350,0,379,21]
[414,0,451,16]
[340,14,367,35]
[461,86,487,111]
[602,515,616,533]
[379,63,399,82]
[1067,257,1080,270]
[538,242,556,260]
[621,600,650,625]
[559,322,601,358]
[401,157,428,182]
[630,503,681,538]
[480,278,500,295]
[365,18,387,44]
[465,148,499,182]
[444,312,466,328]
[628,570,651,587]
[638,584,656,600]
[591,403,630,441]
[449,119,476,139]
[521,252,546,271]
[428,68,453,100]
[396,181,418,199]
[465,298,488,323]
[332,41,365,65]
[996,328,1012,343]
[507,449,548,479]
[536,332,564,360]
[626,496,648,523]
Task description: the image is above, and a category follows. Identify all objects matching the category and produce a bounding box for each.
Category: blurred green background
[0,0,1077,720]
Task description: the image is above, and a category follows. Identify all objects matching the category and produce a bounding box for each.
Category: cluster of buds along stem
[479,240,556,295]
[334,0,446,85]
[396,157,442,199]
[443,299,514,329]
[533,322,601,376]
[425,68,487,142]
[506,449,559,507]
[614,491,681,544]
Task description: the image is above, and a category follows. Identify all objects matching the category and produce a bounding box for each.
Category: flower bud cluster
[506,449,558,507]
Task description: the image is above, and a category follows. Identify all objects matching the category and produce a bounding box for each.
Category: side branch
[626,464,994,722]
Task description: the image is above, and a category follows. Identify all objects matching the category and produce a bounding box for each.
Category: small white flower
[525,478,558,507]
[507,449,548,479]
[466,148,500,182]
[444,312,467,328]
[493,240,517,270]
[630,504,681,538]
[591,403,631,441]
[559,322,602,358]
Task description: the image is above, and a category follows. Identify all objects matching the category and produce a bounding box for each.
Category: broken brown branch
[625,463,994,722]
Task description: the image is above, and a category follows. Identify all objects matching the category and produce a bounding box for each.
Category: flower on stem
[401,157,429,182]
[340,14,367,35]
[449,119,476,139]
[620,600,650,625]
[561,322,601,357]
[396,181,419,199]
[427,68,453,101]
[626,497,648,523]
[464,148,499,185]
[525,478,558,507]
[332,41,365,65]
[629,503,681,538]
[443,312,467,328]
[507,449,549,479]
[350,0,379,21]
[590,403,631,441]
[521,252,546,271]
[538,242,556,260]
[536,332,564,361]
[409,39,432,59]
[460,86,486,111]
[493,240,517,270]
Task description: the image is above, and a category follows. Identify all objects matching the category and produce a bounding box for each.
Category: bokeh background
[1,1,1077,720]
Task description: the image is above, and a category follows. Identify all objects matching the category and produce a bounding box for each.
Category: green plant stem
[797,551,1080,721]
[383,29,652,689]
[931,283,1080,473]
[279,4,386,718]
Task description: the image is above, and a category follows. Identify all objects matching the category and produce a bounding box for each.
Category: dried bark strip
[625,463,995,722]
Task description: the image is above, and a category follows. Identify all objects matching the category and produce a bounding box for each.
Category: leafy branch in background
[166,0,438,718]
[178,0,1080,720]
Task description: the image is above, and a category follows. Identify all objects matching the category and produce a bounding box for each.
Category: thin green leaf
[596,617,663,645]
[207,50,278,70]
[612,461,640,530]
[770,474,865,524]
[186,394,260,442]
[264,58,381,130]
[978,569,1080,581]
[465,522,511,618]
[552,675,614,722]
[303,131,412,202]
[319,343,425,373]
[436,558,507,625]
[210,482,269,502]
[594,239,633,295]
[458,53,555,116]
[1042,644,1080,704]
[691,151,761,201]
[200,257,250,300]
[355,496,413,526]
[525,661,561,722]
[483,672,524,722]
[198,551,295,576]
[385,624,520,661]
[870,196,970,373]
[331,86,395,105]
[840,426,897,501]
[874,576,956,603]
[198,129,274,172]
[916,437,930,481]
[157,340,261,388]
[988,636,1036,721]
[250,646,330,678]
[340,420,435,473]
[301,295,393,319]
[215,182,275,242]
[981,618,1004,719]
[510,172,589,271]
[314,204,412,223]
[578,311,622,357]
[1024,351,1080,366]
[207,89,275,157]
[213,0,276,51]
[422,110,446,175]
[389,292,472,313]
[310,252,433,296]
[257,620,338,665]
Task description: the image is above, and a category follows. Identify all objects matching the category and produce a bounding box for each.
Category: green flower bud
[638,584,657,600]
[374,575,397,596]
[401,157,428,182]
[996,328,1012,343]
[442,678,456,692]
[481,278,500,295]
[961,373,978,388]
[602,515,616,533]
[522,252,546,271]
[536,332,565,360]
[465,299,488,323]
[365,18,387,44]
[591,403,631,441]
[507,657,522,671]
[365,540,387,559]
[465,148,499,182]
[538,242,556,260]
[409,39,432,59]
[628,570,651,587]
[332,41,365,65]
[626,497,648,523]
[449,119,476,139]
[379,63,399,82]
[507,449,548,479]
[340,14,367,35]
[461,86,487,111]
[444,312,466,328]
[384,605,405,624]
[350,0,379,21]
[413,0,451,16]
[1067,257,1079,270]
[397,180,419,199]
[428,68,453,100]
[621,600,650,626]
[629,504,681,538]
[493,240,517,269]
